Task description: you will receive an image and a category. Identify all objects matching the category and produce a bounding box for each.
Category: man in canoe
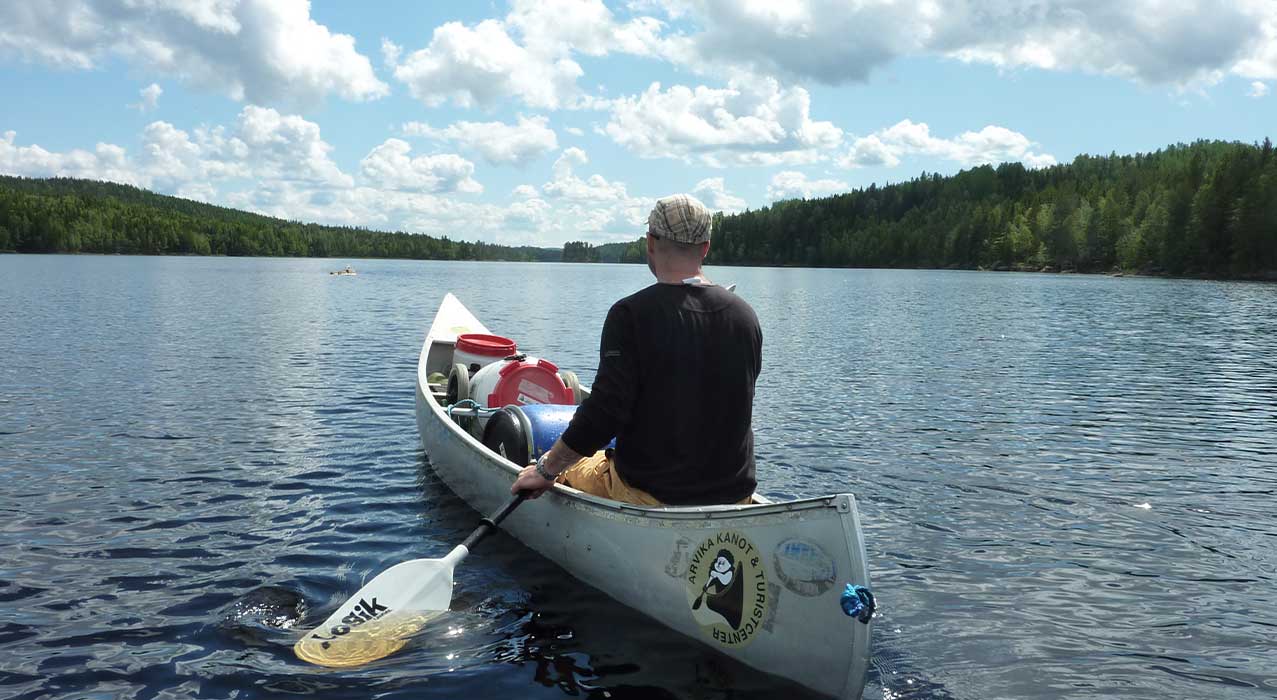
[512,194,761,506]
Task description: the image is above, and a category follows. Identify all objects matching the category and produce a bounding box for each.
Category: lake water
[2,254,1275,700]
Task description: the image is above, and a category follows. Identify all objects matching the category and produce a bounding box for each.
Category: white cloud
[767,170,848,201]
[0,130,145,186]
[385,1,1277,106]
[504,195,552,230]
[219,184,517,239]
[380,37,402,68]
[841,134,900,168]
[359,139,481,194]
[2,105,354,193]
[512,184,540,199]
[1232,2,1277,80]
[134,106,353,190]
[133,83,162,112]
[655,0,1277,90]
[840,120,1056,169]
[936,1,1274,88]
[174,181,218,204]
[693,177,746,212]
[604,78,841,166]
[234,106,353,187]
[552,147,589,176]
[660,0,919,84]
[565,126,585,136]
[543,147,630,201]
[1248,81,1270,98]
[506,0,664,57]
[386,0,667,110]
[0,0,388,107]
[391,19,584,110]
[531,148,653,235]
[402,115,558,166]
[140,121,217,187]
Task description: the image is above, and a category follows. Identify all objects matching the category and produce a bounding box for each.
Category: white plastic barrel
[469,356,574,423]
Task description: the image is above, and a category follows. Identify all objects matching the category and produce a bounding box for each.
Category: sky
[1,0,1274,248]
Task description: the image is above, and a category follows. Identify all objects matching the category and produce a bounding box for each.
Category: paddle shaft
[692,572,722,609]
[460,492,527,552]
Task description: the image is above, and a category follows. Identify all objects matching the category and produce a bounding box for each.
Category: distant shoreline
[7,139,1274,278]
[6,249,1273,283]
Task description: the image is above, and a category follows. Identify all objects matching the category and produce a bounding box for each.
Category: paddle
[294,492,528,667]
[692,561,740,610]
[691,578,713,610]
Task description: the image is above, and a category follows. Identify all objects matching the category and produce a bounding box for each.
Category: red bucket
[453,333,517,372]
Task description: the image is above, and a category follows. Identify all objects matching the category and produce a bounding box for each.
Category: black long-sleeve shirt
[560,282,762,505]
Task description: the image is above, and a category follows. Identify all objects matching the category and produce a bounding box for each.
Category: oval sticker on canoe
[773,538,836,597]
[685,530,768,648]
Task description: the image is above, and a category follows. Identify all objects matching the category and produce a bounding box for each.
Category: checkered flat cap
[648,194,712,244]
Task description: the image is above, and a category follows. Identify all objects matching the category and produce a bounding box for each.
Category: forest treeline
[560,239,649,263]
[707,138,1276,277]
[3,139,1274,278]
[561,240,600,262]
[0,176,558,262]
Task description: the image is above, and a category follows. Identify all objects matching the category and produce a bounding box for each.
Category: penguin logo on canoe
[685,531,767,648]
[693,549,743,627]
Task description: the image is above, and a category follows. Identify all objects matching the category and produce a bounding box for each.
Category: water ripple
[2,258,1275,699]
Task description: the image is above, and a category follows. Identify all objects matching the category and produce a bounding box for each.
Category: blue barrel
[481,404,613,465]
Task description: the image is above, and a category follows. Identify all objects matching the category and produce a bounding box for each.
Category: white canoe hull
[415,293,872,699]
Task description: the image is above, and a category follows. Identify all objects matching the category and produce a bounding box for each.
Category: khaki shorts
[558,451,752,506]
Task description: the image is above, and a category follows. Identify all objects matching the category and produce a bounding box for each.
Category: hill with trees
[560,240,600,262]
[0,176,558,261]
[706,138,1275,278]
[594,240,647,264]
[559,239,648,263]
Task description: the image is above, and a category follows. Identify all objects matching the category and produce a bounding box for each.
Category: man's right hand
[511,464,556,499]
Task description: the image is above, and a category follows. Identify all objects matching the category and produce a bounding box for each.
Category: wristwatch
[534,453,558,481]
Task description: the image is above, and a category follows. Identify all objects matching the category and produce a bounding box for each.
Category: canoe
[414,293,874,699]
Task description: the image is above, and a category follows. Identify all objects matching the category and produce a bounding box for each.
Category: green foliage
[561,240,600,262]
[0,176,559,262]
[592,239,647,264]
[705,139,1276,277]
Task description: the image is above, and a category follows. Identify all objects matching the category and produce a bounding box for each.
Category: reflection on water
[2,255,1275,699]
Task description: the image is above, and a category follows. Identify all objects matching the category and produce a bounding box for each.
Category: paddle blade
[294,549,464,667]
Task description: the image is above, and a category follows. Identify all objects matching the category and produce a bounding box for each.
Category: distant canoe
[414,293,874,699]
